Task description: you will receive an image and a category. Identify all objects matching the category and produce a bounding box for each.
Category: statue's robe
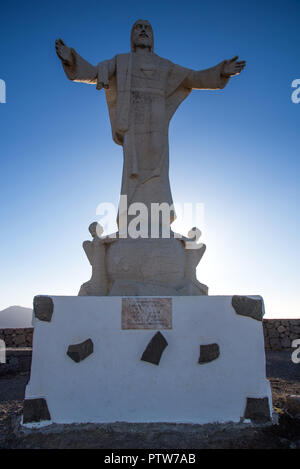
[62,50,229,217]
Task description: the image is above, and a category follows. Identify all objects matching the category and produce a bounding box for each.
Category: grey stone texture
[263,319,300,351]
[244,397,271,423]
[33,296,54,322]
[23,398,51,423]
[198,343,220,364]
[67,339,94,363]
[232,296,263,321]
[141,331,168,365]
[0,328,33,348]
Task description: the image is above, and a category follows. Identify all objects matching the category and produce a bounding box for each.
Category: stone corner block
[232,295,263,321]
[244,397,271,423]
[33,296,54,322]
[23,398,51,423]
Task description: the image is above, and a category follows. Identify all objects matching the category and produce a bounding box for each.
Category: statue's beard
[133,36,152,49]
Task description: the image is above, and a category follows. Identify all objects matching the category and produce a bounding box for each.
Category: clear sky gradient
[0,0,299,317]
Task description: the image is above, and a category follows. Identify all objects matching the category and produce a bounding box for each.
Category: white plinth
[24,295,272,426]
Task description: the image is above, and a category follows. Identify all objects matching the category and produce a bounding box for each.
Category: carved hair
[130,19,154,52]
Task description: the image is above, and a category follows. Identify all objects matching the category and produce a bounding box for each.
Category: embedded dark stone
[244,397,271,423]
[141,332,168,365]
[198,343,220,364]
[232,295,263,322]
[23,398,51,423]
[67,338,94,363]
[33,296,54,322]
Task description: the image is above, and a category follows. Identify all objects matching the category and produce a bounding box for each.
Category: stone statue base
[23,295,272,426]
[78,224,208,297]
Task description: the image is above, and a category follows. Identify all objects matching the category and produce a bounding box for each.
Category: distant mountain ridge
[0,305,33,329]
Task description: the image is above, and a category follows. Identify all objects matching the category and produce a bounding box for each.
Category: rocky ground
[0,350,299,449]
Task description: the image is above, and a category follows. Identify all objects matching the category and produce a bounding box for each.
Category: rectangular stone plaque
[122,298,172,330]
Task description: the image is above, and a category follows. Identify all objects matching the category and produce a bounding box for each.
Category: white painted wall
[24,296,272,426]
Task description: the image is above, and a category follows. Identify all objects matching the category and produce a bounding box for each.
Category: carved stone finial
[89,222,103,238]
[78,222,107,296]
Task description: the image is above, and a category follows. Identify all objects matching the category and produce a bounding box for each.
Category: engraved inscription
[122,298,172,330]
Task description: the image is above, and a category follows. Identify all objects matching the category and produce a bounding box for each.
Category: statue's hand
[55,38,72,65]
[221,56,246,78]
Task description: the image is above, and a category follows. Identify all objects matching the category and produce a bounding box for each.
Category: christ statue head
[131,19,154,52]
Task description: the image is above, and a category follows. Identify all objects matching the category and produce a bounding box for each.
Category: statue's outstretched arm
[184,56,246,90]
[55,39,116,86]
[55,39,97,84]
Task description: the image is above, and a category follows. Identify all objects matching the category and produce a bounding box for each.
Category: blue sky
[0,0,299,317]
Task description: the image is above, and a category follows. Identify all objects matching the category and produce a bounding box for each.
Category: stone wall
[0,328,33,348]
[0,349,32,377]
[0,320,299,351]
[263,319,300,351]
